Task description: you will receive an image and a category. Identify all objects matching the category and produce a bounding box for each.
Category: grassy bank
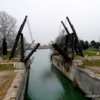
[82,59,100,67]
[0,64,15,71]
[83,50,100,56]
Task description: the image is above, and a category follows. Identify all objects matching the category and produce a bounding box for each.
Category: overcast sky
[0,0,100,44]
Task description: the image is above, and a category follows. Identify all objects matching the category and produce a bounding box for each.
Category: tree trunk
[2,37,7,55]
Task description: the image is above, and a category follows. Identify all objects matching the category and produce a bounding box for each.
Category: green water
[25,49,89,100]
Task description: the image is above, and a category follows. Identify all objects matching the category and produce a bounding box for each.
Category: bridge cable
[27,18,34,42]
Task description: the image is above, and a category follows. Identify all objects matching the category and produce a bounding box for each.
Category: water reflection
[25,49,88,100]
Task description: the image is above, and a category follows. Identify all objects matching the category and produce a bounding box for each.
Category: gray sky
[0,0,100,44]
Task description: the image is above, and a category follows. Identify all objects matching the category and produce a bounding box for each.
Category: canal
[25,49,88,100]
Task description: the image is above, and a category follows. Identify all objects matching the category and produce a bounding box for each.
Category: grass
[2,55,9,60]
[0,55,9,60]
[0,64,15,71]
[76,50,100,67]
[82,59,100,67]
[83,50,100,56]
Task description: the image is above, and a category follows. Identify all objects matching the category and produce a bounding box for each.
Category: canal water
[25,49,88,100]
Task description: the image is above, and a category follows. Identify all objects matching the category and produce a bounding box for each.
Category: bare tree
[0,11,17,55]
[55,29,66,45]
[0,11,17,37]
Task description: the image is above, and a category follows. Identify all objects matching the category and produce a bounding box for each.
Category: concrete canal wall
[3,62,29,100]
[52,56,100,100]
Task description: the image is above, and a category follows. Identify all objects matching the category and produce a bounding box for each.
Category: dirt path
[0,71,17,100]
